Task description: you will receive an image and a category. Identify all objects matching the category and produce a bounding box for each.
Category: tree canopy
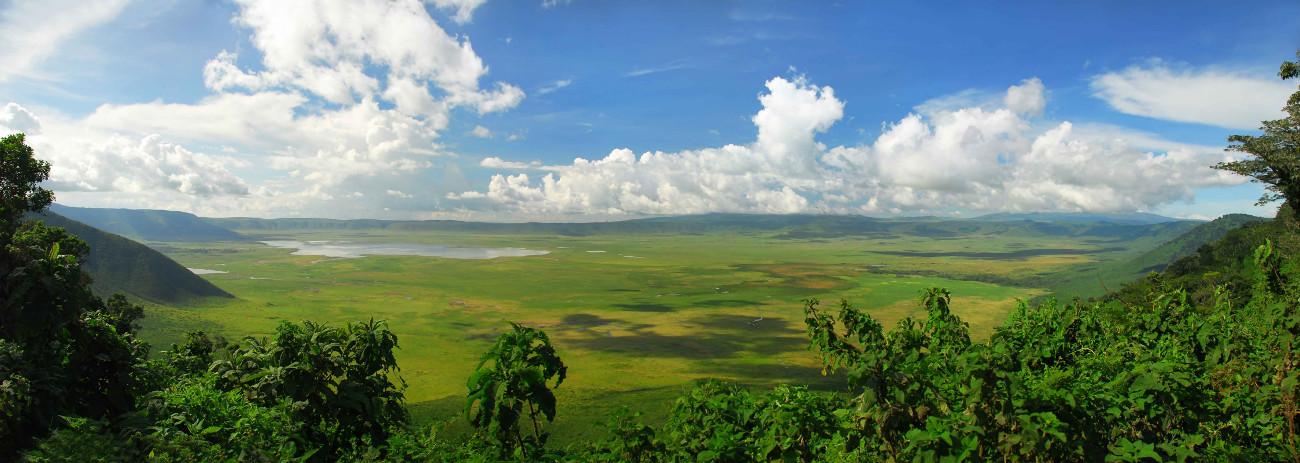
[0,133,53,235]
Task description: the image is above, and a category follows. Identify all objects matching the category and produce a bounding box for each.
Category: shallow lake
[260,240,550,259]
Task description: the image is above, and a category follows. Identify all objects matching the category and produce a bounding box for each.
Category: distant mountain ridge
[40,206,1207,248]
[206,212,1202,241]
[27,211,234,304]
[50,204,246,242]
[974,212,1188,224]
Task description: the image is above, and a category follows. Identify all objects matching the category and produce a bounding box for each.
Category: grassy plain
[139,226,1146,441]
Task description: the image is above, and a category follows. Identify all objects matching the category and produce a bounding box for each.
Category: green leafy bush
[465,322,568,460]
[210,319,408,458]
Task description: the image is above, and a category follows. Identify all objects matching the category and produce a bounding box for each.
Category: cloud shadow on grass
[559,313,654,332]
[562,313,622,326]
[687,360,841,390]
[613,302,676,312]
[693,299,758,308]
[564,330,808,362]
[687,313,792,332]
[561,312,806,370]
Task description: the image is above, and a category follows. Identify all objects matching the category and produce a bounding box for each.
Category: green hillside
[29,211,234,304]
[50,204,246,242]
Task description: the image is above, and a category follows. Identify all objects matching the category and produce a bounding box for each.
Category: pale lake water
[259,240,550,259]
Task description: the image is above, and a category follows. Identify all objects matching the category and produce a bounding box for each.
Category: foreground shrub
[465,322,568,461]
[210,319,408,459]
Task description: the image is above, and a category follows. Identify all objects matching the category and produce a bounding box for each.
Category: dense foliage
[210,319,408,456]
[0,133,150,458]
[800,242,1300,461]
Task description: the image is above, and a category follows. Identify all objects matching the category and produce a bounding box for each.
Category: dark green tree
[0,134,149,457]
[1215,50,1300,207]
[0,133,53,234]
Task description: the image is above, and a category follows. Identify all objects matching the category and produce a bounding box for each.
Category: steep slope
[50,204,245,242]
[29,211,234,304]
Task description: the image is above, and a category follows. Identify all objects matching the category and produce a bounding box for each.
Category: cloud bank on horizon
[452,76,1244,215]
[0,0,1295,220]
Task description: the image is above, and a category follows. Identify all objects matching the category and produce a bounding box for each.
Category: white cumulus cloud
[1004,78,1046,117]
[456,75,1243,215]
[29,0,526,219]
[213,0,522,116]
[480,157,543,169]
[0,103,41,134]
[1,103,250,197]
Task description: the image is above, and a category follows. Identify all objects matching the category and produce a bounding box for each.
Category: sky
[1,0,1297,221]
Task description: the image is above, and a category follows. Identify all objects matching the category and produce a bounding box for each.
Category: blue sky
[1,0,1297,220]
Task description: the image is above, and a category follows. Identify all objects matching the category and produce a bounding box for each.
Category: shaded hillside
[50,204,245,242]
[29,211,234,304]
